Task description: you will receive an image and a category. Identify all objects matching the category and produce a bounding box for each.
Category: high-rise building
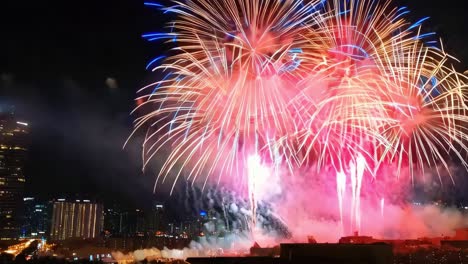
[103,205,123,235]
[118,209,146,236]
[146,203,167,235]
[0,110,29,240]
[22,197,52,239]
[50,200,104,241]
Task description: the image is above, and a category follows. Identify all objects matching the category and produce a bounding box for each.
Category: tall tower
[0,109,29,240]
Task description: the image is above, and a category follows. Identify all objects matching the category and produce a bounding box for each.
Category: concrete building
[50,200,104,241]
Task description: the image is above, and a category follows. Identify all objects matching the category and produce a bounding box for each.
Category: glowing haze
[130,0,468,245]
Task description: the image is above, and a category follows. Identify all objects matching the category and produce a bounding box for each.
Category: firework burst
[131,0,468,196]
[288,0,468,178]
[132,0,328,193]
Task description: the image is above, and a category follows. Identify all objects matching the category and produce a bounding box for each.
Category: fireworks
[133,0,468,224]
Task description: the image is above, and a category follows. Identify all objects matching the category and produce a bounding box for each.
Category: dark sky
[1,0,468,207]
[1,0,171,208]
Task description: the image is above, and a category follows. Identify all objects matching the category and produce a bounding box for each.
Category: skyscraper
[0,110,29,240]
[103,204,123,235]
[50,200,104,241]
[146,202,167,235]
[22,197,52,239]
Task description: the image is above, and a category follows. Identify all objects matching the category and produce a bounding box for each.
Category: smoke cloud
[271,163,468,242]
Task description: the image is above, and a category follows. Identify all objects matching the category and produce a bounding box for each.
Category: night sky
[1,0,468,208]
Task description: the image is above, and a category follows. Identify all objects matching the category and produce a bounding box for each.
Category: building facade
[50,200,104,241]
[0,110,29,240]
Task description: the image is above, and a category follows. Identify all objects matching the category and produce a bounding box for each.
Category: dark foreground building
[0,110,29,240]
[187,243,393,264]
[280,243,393,264]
